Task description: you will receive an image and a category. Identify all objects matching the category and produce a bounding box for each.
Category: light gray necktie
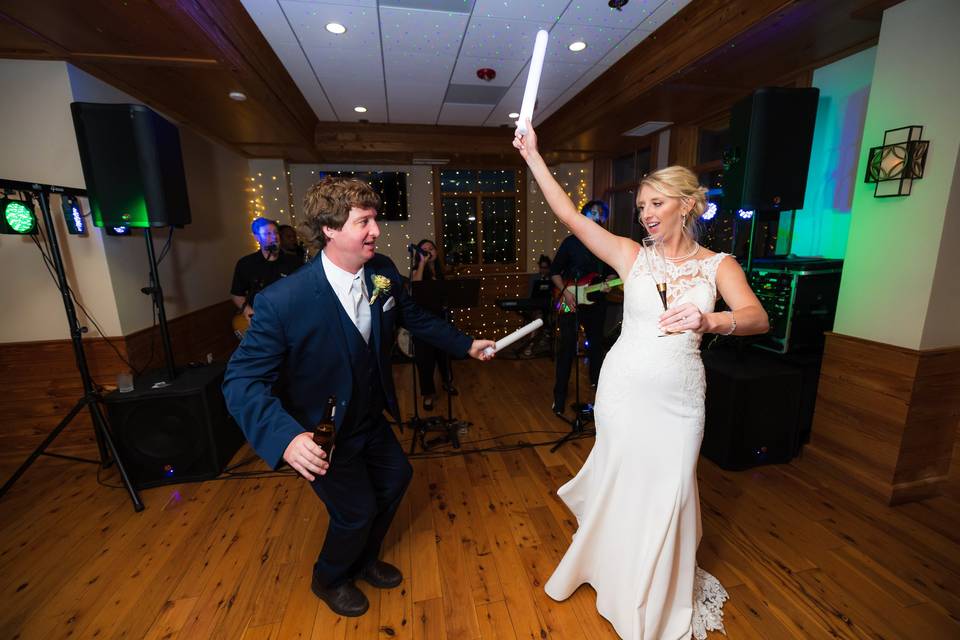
[351,275,371,343]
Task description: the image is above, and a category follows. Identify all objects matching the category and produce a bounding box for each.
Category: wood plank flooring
[1,357,959,639]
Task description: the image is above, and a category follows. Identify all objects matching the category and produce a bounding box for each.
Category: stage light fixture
[61,195,86,235]
[1,196,38,234]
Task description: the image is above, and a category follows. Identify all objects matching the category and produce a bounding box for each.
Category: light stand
[551,276,596,453]
[0,180,143,511]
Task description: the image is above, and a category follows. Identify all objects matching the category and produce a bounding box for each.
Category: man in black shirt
[550,200,614,415]
[231,218,302,323]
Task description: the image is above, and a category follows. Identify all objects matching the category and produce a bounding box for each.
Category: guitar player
[550,200,616,416]
[231,217,303,337]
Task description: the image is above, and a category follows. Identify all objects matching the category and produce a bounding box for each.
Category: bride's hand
[512,120,539,162]
[659,302,705,334]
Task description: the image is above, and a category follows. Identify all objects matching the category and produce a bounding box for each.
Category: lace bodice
[620,248,728,347]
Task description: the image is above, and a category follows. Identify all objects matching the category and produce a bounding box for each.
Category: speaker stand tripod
[0,182,143,511]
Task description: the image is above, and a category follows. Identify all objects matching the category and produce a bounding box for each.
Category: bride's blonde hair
[638,166,708,240]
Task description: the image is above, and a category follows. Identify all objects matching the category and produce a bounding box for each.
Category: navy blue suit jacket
[223,253,473,468]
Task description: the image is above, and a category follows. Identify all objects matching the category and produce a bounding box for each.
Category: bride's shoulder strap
[702,252,730,281]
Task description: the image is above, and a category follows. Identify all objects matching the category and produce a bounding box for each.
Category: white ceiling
[240,0,691,127]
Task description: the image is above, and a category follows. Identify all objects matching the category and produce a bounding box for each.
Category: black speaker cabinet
[71,102,192,228]
[700,349,803,470]
[103,363,243,488]
[724,87,820,211]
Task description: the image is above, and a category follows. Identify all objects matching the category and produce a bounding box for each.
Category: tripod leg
[89,398,144,512]
[0,397,87,499]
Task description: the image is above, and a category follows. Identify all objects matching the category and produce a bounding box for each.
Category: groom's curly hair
[301,176,381,251]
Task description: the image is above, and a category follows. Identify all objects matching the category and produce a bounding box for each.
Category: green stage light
[1,197,38,234]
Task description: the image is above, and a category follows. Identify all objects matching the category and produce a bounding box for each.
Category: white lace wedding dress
[544,248,729,640]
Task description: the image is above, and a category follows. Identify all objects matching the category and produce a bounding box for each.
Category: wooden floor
[2,356,959,639]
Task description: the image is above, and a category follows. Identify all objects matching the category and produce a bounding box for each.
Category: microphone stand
[403,246,427,448]
[551,273,596,452]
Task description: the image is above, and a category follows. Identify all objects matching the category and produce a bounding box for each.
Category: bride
[514,123,769,639]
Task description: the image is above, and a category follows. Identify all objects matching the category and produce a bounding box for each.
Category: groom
[223,176,495,617]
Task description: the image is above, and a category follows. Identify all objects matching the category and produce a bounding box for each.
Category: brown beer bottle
[313,395,336,459]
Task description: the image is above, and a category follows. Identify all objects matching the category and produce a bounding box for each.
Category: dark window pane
[477,169,516,192]
[440,169,477,192]
[698,128,730,164]
[636,148,652,178]
[613,153,635,186]
[481,197,516,264]
[441,197,478,264]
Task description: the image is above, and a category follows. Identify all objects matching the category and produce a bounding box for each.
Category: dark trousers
[413,337,450,396]
[554,304,606,407]
[310,417,413,588]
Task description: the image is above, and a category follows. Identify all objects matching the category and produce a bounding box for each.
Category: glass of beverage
[641,236,677,337]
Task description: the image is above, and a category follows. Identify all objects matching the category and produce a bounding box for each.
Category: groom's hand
[468,339,496,361]
[283,432,329,481]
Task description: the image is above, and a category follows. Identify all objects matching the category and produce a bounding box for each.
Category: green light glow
[4,200,35,234]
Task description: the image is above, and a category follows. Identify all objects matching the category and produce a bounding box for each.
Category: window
[607,149,652,242]
[436,168,524,270]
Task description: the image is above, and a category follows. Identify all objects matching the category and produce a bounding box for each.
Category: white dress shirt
[321,250,371,343]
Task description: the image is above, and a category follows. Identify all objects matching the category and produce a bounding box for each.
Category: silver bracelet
[722,310,736,335]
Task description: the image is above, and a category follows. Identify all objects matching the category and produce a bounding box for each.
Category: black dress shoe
[552,401,565,416]
[442,382,459,396]
[311,578,369,617]
[423,395,434,411]
[357,560,403,589]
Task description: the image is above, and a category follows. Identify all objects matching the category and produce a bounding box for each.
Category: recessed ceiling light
[326,22,346,34]
[228,91,247,101]
[568,41,587,52]
[354,106,367,113]
[508,112,520,119]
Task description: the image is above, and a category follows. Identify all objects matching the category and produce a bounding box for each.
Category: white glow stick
[483,319,544,356]
[516,29,549,135]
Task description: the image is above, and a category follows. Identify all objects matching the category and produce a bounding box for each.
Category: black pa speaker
[724,87,820,212]
[103,363,243,488]
[700,349,803,470]
[71,102,192,228]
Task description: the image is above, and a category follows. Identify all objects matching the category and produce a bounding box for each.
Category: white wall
[66,66,252,335]
[832,0,960,350]
[0,59,254,342]
[0,60,121,341]
[791,46,876,258]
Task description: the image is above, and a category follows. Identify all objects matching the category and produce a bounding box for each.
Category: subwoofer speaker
[71,102,192,228]
[700,349,803,470]
[103,363,243,488]
[724,87,820,212]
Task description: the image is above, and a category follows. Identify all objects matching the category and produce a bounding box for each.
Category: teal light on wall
[864,125,930,197]
[1,197,38,234]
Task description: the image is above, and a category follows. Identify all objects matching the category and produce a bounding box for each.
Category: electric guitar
[555,273,623,313]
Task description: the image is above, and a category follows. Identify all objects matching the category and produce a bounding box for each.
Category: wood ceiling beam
[538,0,793,150]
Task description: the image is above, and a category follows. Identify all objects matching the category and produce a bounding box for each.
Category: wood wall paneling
[807,332,960,504]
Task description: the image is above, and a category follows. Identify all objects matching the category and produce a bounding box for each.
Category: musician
[521,254,555,357]
[550,200,614,415]
[410,239,452,410]
[231,218,302,321]
[279,223,307,264]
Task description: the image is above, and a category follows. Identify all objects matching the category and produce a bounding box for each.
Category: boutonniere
[369,274,391,305]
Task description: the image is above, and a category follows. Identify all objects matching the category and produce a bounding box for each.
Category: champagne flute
[642,236,676,337]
